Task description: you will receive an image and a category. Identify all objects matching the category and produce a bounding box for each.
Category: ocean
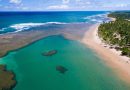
[0,11,130,90]
[0,11,110,34]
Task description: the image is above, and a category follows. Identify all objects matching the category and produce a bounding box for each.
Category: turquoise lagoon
[0,35,130,90]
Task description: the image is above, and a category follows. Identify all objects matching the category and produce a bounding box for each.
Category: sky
[0,0,130,11]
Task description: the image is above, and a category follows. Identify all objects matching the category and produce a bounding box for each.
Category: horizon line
[0,10,129,12]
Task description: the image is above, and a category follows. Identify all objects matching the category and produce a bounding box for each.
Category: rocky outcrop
[0,65,16,90]
[42,50,57,56]
[56,66,68,74]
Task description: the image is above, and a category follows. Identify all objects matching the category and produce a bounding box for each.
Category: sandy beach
[82,24,130,84]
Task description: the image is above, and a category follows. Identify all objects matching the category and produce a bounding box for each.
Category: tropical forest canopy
[98,11,130,57]
[108,11,130,19]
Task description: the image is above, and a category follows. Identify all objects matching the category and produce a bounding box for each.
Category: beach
[82,23,130,84]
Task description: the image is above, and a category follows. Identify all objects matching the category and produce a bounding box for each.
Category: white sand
[81,24,130,84]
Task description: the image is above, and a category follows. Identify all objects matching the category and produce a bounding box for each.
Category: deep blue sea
[0,11,110,34]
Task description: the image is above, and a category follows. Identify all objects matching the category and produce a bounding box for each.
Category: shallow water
[0,35,130,90]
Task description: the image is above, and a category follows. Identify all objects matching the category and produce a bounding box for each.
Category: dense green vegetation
[98,12,130,57]
[108,11,130,19]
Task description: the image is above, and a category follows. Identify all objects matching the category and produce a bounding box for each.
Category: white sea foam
[10,23,44,31]
[0,28,7,31]
[0,22,77,34]
[10,22,67,32]
[84,14,107,19]
[91,19,97,22]
[45,22,67,24]
[84,13,110,23]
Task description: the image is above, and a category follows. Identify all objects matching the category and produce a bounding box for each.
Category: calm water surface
[0,35,129,90]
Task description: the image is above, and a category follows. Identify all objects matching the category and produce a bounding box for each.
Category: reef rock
[42,50,57,56]
[56,65,68,74]
[0,65,16,90]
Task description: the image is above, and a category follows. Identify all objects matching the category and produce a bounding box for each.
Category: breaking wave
[0,22,68,34]
[10,22,68,32]
[84,13,111,23]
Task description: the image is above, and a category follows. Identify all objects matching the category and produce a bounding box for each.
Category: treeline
[98,12,130,57]
[108,11,130,19]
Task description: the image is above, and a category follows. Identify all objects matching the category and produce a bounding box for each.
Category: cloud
[76,0,91,5]
[47,5,69,9]
[76,0,80,2]
[102,3,128,8]
[115,4,127,7]
[10,0,22,4]
[62,0,70,4]
[21,7,29,10]
[0,0,129,11]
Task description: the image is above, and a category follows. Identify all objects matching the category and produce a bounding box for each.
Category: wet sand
[82,24,130,84]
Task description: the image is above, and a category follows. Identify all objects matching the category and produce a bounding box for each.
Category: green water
[0,35,129,90]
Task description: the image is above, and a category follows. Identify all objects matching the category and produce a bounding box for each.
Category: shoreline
[81,23,130,84]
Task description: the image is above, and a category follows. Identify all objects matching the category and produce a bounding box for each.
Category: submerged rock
[56,66,68,74]
[0,65,16,90]
[42,50,57,56]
